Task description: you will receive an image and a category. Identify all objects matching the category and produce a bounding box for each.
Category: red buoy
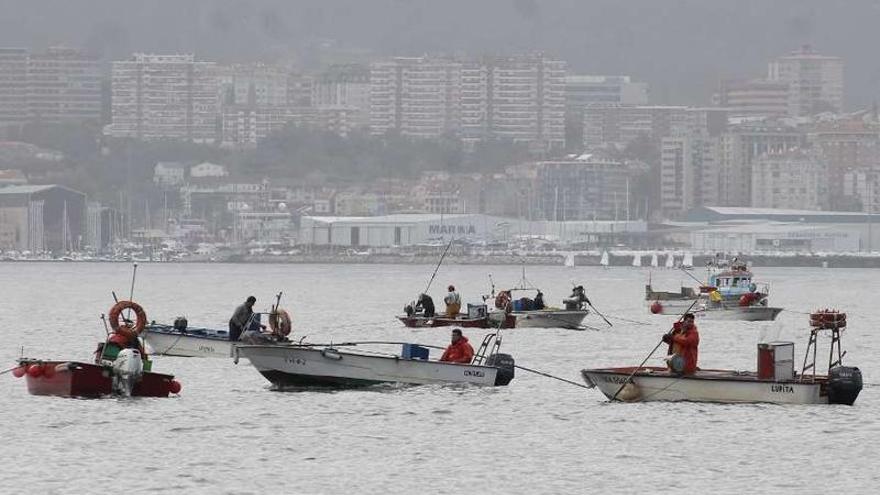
[42,363,56,378]
[169,380,182,394]
[650,301,663,314]
[12,366,26,378]
[27,364,43,378]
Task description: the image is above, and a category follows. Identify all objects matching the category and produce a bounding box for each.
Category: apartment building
[751,148,828,210]
[536,153,629,221]
[660,135,719,218]
[583,105,689,149]
[768,45,844,116]
[0,48,30,126]
[313,64,370,129]
[714,78,789,118]
[106,54,219,143]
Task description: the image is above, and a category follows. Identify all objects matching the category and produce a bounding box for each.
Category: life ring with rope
[495,291,511,311]
[269,309,292,337]
[108,300,147,340]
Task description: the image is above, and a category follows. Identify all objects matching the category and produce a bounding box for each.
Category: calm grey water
[1,262,878,494]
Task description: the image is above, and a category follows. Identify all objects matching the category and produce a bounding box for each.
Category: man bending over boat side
[229,296,257,341]
[662,313,700,375]
[440,329,474,364]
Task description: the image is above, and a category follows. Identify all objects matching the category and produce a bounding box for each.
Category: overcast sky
[2,0,878,107]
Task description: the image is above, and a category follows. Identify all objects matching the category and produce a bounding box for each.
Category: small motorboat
[143,320,236,358]
[236,333,515,389]
[397,312,490,328]
[487,283,591,330]
[581,310,862,405]
[11,300,181,398]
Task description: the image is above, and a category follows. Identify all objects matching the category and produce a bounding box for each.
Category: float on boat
[236,332,515,389]
[11,300,181,398]
[581,310,862,405]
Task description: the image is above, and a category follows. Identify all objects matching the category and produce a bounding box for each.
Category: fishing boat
[647,258,782,321]
[236,333,515,389]
[144,293,293,357]
[10,300,181,398]
[397,306,490,329]
[485,271,592,330]
[581,310,862,405]
[144,320,236,358]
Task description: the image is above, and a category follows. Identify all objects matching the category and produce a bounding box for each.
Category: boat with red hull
[11,297,181,398]
[17,359,176,398]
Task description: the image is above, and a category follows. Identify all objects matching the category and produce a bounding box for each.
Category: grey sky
[1,0,878,107]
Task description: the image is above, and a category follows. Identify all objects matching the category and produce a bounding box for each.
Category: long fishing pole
[609,297,700,402]
[423,239,454,295]
[679,265,706,286]
[587,300,613,327]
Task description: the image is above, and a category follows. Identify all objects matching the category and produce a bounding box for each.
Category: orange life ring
[495,291,511,310]
[109,300,147,337]
[269,309,292,337]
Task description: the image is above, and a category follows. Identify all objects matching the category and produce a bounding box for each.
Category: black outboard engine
[486,353,515,386]
[173,316,188,333]
[828,366,863,405]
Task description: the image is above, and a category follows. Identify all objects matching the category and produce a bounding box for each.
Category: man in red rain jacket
[662,313,700,374]
[440,328,474,364]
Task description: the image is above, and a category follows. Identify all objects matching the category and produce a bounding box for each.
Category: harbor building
[0,184,86,252]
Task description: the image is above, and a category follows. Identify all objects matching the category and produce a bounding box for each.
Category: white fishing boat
[143,323,236,358]
[650,253,659,268]
[599,251,610,267]
[581,310,862,405]
[236,334,515,389]
[485,271,592,330]
[649,299,783,321]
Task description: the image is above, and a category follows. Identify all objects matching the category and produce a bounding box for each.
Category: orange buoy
[42,363,56,378]
[27,364,43,378]
[650,301,663,314]
[169,380,182,394]
[12,365,26,378]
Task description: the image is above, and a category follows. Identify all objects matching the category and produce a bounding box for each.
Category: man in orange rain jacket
[662,313,700,374]
[440,328,474,364]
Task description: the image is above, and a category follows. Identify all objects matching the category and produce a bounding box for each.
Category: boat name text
[464,370,485,378]
[771,384,794,394]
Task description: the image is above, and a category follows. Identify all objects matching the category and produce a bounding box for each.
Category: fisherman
[534,291,545,310]
[440,328,474,364]
[444,285,462,316]
[415,293,436,318]
[229,296,259,341]
[565,285,590,310]
[662,313,700,375]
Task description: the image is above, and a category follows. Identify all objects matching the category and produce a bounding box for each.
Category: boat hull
[489,310,588,329]
[238,345,503,388]
[23,361,175,398]
[581,367,829,404]
[396,314,490,328]
[144,330,235,358]
[649,301,782,321]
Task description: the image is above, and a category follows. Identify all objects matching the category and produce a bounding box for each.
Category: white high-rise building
[313,64,370,129]
[660,136,718,218]
[106,54,219,143]
[370,57,462,139]
[218,63,289,108]
[768,46,844,116]
[751,148,828,210]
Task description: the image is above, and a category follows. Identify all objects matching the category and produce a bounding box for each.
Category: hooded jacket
[440,336,474,364]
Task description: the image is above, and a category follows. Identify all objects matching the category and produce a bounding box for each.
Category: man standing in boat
[229,296,257,341]
[440,329,474,364]
[662,313,699,374]
[444,285,461,316]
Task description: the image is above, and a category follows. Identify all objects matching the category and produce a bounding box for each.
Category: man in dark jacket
[229,296,256,341]
[415,293,435,318]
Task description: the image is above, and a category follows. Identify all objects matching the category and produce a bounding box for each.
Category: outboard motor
[486,353,515,386]
[828,366,863,405]
[112,348,144,397]
[173,316,188,332]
